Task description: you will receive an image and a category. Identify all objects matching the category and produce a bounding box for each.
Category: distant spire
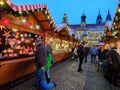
[98,9,100,15]
[106,9,112,21]
[96,9,102,24]
[80,11,86,26]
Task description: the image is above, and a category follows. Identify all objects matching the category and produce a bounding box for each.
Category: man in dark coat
[35,39,47,68]
[77,42,85,72]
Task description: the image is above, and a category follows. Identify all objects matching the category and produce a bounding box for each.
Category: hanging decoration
[2,17,10,25]
[0,25,41,59]
[0,25,5,31]
[2,30,11,45]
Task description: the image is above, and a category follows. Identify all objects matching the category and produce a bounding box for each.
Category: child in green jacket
[45,49,53,83]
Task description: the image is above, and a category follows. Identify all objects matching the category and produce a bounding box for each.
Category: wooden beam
[0,20,44,35]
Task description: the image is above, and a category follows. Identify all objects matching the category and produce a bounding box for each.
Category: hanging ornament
[45,32,48,36]
[24,33,27,37]
[28,34,31,38]
[21,37,25,41]
[35,34,38,38]
[2,30,11,45]
[2,17,10,25]
[20,34,23,37]
[0,25,5,31]
[12,33,15,37]
[8,39,16,48]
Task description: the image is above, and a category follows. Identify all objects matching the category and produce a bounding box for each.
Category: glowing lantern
[2,18,10,25]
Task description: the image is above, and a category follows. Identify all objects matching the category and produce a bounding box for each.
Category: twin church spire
[80,9,112,26]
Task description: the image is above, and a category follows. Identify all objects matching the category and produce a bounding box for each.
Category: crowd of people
[34,38,120,89]
[72,40,120,87]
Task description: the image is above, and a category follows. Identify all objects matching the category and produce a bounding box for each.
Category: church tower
[80,12,86,27]
[106,9,112,21]
[96,10,102,24]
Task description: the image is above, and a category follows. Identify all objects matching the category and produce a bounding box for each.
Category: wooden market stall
[0,0,58,86]
[45,23,73,63]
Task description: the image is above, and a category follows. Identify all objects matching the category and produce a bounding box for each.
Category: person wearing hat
[77,41,85,72]
[35,38,47,68]
[35,38,56,89]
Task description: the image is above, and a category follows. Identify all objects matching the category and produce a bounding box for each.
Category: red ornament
[45,32,48,36]
[2,18,10,25]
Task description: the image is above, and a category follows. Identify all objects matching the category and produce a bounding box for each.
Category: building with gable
[70,10,112,46]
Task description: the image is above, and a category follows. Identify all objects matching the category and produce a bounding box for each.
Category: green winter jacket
[46,54,52,69]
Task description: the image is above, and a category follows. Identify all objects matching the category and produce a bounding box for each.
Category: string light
[0,0,5,7]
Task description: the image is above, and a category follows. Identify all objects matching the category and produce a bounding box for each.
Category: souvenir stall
[0,0,57,85]
[45,23,73,62]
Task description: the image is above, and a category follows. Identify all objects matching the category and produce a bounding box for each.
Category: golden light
[0,0,4,6]
[118,8,120,12]
[47,16,50,19]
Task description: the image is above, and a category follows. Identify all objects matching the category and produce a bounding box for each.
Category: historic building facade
[70,10,112,46]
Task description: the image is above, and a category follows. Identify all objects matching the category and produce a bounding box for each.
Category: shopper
[77,41,85,72]
[73,46,78,61]
[90,45,98,64]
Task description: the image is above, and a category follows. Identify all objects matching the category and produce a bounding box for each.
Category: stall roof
[57,23,71,36]
[4,0,58,31]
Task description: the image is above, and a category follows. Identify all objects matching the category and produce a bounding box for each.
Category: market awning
[4,0,58,31]
[5,0,46,11]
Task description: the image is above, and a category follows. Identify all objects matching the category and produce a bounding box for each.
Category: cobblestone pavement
[10,56,120,90]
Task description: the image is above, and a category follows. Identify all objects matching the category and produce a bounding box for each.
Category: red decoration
[45,32,48,36]
[2,18,10,25]
[23,22,32,28]
[4,53,9,58]
[2,30,11,45]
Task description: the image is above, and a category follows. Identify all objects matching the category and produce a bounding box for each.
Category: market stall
[45,23,73,62]
[0,0,57,85]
